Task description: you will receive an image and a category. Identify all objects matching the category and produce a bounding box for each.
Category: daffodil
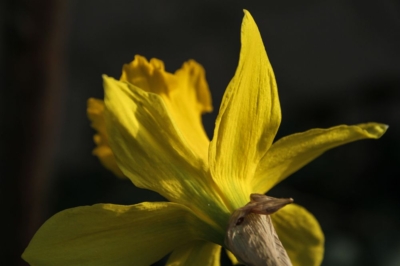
[22,10,387,266]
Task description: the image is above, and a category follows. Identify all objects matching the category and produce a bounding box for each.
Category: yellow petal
[252,123,388,193]
[166,240,221,266]
[103,75,230,232]
[87,98,125,178]
[120,55,212,161]
[209,10,281,210]
[225,250,240,265]
[271,204,324,266]
[22,202,220,266]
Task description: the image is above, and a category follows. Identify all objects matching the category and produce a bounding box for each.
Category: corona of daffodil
[23,10,387,266]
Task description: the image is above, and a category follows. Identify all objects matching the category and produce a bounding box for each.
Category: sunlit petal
[103,75,230,231]
[209,10,281,210]
[166,240,221,266]
[23,202,219,266]
[253,123,388,193]
[272,204,324,266]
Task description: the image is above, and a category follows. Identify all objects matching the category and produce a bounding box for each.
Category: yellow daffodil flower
[22,10,387,266]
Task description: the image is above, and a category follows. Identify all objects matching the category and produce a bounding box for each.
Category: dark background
[1,0,400,265]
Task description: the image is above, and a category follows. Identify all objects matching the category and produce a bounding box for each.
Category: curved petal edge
[253,123,388,193]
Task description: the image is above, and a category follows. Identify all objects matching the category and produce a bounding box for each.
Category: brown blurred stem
[1,0,66,265]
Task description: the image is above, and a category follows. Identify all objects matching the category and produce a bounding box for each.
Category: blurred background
[1,0,400,265]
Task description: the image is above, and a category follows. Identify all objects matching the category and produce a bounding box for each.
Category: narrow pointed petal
[103,75,229,230]
[87,98,125,177]
[252,123,388,193]
[120,56,212,161]
[166,240,221,266]
[22,202,218,266]
[271,204,324,266]
[209,10,281,209]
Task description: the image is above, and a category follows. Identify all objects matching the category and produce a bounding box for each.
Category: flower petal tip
[359,123,388,139]
[242,10,256,28]
[102,74,113,83]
